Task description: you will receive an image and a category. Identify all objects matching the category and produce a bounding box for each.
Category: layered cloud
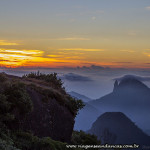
[77,65,105,70]
[59,48,104,52]
[0,49,44,67]
[113,62,133,64]
[0,40,20,46]
[0,48,92,68]
[1,49,43,56]
[61,73,92,82]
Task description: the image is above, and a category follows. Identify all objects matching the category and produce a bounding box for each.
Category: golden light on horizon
[0,48,91,68]
[0,49,44,67]
[0,47,149,68]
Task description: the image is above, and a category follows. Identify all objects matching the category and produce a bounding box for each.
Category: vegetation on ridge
[23,72,85,115]
[23,71,63,91]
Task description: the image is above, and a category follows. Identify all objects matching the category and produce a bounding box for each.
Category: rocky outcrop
[2,73,76,143]
[113,80,119,92]
[18,88,74,143]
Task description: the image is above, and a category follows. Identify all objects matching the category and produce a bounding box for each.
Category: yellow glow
[47,55,60,58]
[0,53,30,59]
[0,48,86,68]
[0,46,149,68]
[0,40,20,46]
[4,49,43,55]
[0,49,44,67]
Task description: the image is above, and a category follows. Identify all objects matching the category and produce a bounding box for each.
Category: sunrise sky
[0,0,150,68]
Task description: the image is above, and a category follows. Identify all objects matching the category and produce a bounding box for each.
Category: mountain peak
[113,80,119,92]
[88,112,150,145]
[95,112,131,126]
[113,75,149,92]
[97,112,127,120]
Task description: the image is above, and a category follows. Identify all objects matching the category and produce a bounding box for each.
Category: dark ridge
[88,112,150,146]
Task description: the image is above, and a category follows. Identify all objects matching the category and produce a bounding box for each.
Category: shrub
[4,82,33,115]
[23,72,63,90]
[0,81,33,133]
[66,96,85,116]
[0,139,20,150]
[12,131,67,150]
[71,131,100,145]
[0,94,14,123]
[0,73,7,83]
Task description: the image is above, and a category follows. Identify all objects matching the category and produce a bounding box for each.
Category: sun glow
[0,49,44,67]
[0,48,86,68]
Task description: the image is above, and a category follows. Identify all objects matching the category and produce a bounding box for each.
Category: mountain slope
[74,102,101,131]
[68,91,101,131]
[68,91,92,102]
[88,112,150,146]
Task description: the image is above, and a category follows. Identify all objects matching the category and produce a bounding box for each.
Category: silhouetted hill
[89,76,150,132]
[88,112,150,147]
[145,129,150,136]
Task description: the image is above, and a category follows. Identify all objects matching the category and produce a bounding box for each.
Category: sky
[0,0,150,68]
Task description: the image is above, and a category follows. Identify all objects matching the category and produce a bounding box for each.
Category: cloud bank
[61,73,92,82]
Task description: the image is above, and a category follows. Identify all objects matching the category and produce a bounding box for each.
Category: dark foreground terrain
[0,72,100,150]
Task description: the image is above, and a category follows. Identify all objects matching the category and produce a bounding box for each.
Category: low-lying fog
[1,65,150,99]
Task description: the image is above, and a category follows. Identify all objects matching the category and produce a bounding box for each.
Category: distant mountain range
[89,76,150,132]
[68,91,101,131]
[69,75,150,137]
[74,102,101,131]
[88,112,150,146]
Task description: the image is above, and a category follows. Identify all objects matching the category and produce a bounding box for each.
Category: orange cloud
[0,48,85,68]
[0,49,44,67]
